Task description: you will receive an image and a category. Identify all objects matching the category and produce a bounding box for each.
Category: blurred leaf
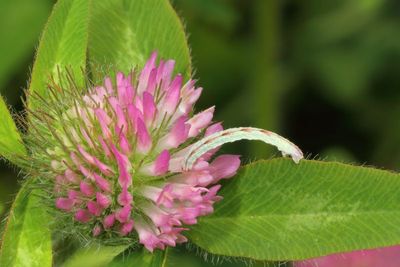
[188,159,400,260]
[0,185,52,267]
[298,0,383,44]
[28,0,90,109]
[108,247,167,267]
[0,0,50,93]
[175,0,239,32]
[321,147,357,163]
[88,0,191,80]
[62,244,127,267]
[109,246,284,267]
[291,0,393,105]
[0,96,26,163]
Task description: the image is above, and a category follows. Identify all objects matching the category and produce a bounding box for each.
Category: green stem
[250,0,282,158]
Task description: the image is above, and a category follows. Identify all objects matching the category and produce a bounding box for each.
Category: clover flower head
[27,52,302,251]
[29,52,240,251]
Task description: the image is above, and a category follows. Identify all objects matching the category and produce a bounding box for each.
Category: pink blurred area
[295,246,400,267]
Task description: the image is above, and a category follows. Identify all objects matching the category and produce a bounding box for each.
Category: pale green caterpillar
[183,127,303,170]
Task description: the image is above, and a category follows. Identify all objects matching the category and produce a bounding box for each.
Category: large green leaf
[88,0,191,80]
[188,159,400,260]
[28,0,90,109]
[108,246,276,267]
[0,96,26,162]
[62,244,127,267]
[108,248,167,267]
[0,185,52,267]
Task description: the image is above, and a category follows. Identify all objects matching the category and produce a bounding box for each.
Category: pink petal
[80,127,94,148]
[141,150,171,176]
[98,136,111,158]
[109,97,127,133]
[205,122,223,136]
[68,190,81,203]
[116,72,134,107]
[155,59,165,84]
[110,144,132,188]
[93,173,111,192]
[175,206,201,225]
[143,92,157,126]
[136,118,152,153]
[127,103,143,132]
[79,165,94,180]
[93,157,114,177]
[159,60,175,91]
[95,108,112,138]
[163,74,182,115]
[140,186,162,202]
[80,181,95,196]
[87,201,103,216]
[56,198,74,211]
[176,83,202,117]
[96,192,111,208]
[103,214,116,229]
[134,96,143,113]
[118,129,131,155]
[172,170,213,187]
[143,204,180,229]
[135,222,163,252]
[158,116,189,150]
[115,205,132,223]
[64,169,79,184]
[156,184,175,208]
[295,246,400,267]
[203,184,223,202]
[118,188,133,206]
[104,77,114,93]
[200,122,224,161]
[153,150,170,175]
[120,219,135,236]
[187,106,215,138]
[92,225,102,237]
[209,154,241,180]
[70,152,81,167]
[146,69,157,94]
[68,191,83,205]
[75,209,92,223]
[138,51,158,94]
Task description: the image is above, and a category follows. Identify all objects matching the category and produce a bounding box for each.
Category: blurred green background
[1,0,400,265]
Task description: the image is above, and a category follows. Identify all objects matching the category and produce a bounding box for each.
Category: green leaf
[0,95,26,162]
[28,0,90,109]
[108,247,168,267]
[108,246,276,267]
[88,0,191,80]
[0,185,52,267]
[188,159,400,260]
[62,244,127,267]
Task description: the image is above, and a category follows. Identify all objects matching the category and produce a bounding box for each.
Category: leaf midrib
[203,210,400,221]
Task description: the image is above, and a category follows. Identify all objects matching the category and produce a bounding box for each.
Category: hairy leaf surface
[189,159,400,260]
[0,96,26,163]
[0,185,52,267]
[89,0,191,80]
[28,0,90,109]
[62,245,127,267]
